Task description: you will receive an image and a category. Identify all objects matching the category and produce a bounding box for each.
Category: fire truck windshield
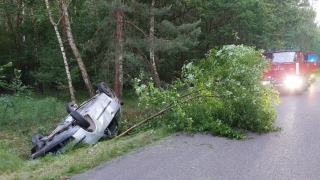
[272,52,296,63]
[307,54,317,62]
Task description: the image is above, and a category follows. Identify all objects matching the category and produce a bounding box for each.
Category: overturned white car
[31,82,123,159]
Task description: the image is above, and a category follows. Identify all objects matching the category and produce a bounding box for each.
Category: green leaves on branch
[134,45,280,139]
[1,63,31,94]
[0,62,12,88]
[6,69,31,94]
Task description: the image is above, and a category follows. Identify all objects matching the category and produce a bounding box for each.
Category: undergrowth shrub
[134,45,281,139]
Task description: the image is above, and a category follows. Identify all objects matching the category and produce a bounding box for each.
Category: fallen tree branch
[116,93,219,137]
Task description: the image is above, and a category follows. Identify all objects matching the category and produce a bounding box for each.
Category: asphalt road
[70,80,320,180]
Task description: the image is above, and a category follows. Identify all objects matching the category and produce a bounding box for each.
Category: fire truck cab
[263,50,318,94]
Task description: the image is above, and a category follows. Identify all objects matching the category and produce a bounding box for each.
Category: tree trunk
[61,0,95,97]
[150,0,161,88]
[44,0,76,102]
[114,6,123,97]
[60,1,68,41]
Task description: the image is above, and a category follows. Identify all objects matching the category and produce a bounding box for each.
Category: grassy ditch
[0,91,169,180]
[0,128,169,180]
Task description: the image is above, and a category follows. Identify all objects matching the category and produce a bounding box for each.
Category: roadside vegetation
[1,0,317,179]
[131,45,281,138]
[0,45,281,179]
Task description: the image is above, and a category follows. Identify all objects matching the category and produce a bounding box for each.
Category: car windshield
[272,52,296,63]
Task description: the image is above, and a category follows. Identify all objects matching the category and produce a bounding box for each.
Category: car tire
[104,118,118,138]
[70,111,90,129]
[66,102,77,114]
[98,82,115,98]
[32,134,44,146]
[107,118,118,134]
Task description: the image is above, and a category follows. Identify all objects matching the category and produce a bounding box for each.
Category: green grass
[0,128,170,180]
[0,95,67,159]
[0,89,171,179]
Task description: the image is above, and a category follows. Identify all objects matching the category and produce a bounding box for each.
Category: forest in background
[0,1,318,177]
[1,0,320,100]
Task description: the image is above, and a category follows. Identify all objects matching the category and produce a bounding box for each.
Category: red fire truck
[263,50,318,94]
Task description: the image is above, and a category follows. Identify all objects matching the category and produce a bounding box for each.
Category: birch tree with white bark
[61,0,95,97]
[44,0,76,102]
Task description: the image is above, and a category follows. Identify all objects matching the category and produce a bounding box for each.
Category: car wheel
[98,82,115,98]
[104,118,119,138]
[107,118,118,134]
[70,111,90,129]
[32,134,44,146]
[66,102,77,114]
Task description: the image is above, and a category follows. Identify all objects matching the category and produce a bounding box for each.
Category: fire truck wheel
[303,84,308,91]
